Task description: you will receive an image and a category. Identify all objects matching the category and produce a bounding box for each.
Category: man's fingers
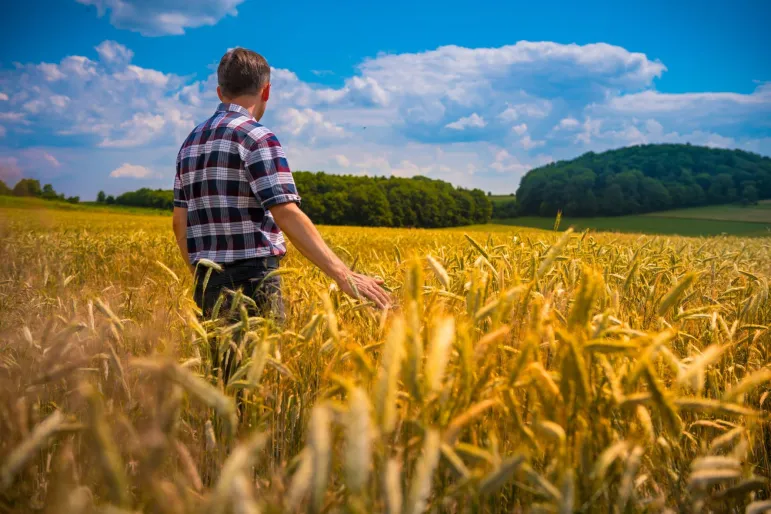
[362,283,390,309]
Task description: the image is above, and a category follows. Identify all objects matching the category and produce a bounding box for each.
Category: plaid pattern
[174,103,301,264]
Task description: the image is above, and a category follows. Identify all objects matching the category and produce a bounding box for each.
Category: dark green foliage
[97,190,107,203]
[0,180,12,196]
[492,198,518,219]
[292,171,490,228]
[515,144,771,216]
[114,188,175,210]
[106,173,490,227]
[12,178,42,197]
[106,195,116,205]
[66,196,80,204]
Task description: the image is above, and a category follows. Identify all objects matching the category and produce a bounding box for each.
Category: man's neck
[223,95,262,120]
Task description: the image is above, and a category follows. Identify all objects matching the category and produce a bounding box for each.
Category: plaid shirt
[174,103,301,264]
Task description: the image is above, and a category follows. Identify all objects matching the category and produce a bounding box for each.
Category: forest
[514,144,771,217]
[292,172,491,227]
[0,173,492,228]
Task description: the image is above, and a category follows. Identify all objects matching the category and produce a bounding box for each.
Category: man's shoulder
[234,120,279,148]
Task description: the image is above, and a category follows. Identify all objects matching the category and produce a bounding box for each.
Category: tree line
[514,144,771,217]
[293,172,490,227]
[89,173,492,227]
[0,178,80,203]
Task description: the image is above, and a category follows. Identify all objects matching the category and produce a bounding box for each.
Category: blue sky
[1,0,770,199]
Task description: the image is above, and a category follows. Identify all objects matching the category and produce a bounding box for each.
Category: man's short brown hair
[217,48,271,98]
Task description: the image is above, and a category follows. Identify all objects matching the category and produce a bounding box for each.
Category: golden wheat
[0,206,770,513]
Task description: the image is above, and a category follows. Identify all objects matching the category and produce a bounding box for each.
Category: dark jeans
[194,258,284,409]
[193,256,285,323]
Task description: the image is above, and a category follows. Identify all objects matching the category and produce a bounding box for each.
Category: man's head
[217,48,271,121]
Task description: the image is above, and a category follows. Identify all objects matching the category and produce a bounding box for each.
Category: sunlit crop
[1,206,770,513]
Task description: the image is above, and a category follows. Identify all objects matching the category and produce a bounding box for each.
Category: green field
[489,201,771,237]
[488,194,517,204]
[3,195,771,237]
[644,200,771,223]
[488,214,770,237]
[0,196,170,216]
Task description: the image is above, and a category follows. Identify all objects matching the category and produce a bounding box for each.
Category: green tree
[13,178,42,197]
[106,195,116,204]
[0,180,12,196]
[41,184,59,200]
[97,190,106,203]
[741,183,759,205]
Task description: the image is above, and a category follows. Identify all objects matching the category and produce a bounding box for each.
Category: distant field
[484,215,770,237]
[488,194,517,205]
[0,196,170,216]
[644,200,771,223]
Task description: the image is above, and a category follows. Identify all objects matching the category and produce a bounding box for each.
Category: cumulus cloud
[95,40,134,65]
[334,154,350,168]
[556,117,580,130]
[512,123,528,135]
[109,163,156,178]
[0,39,769,195]
[446,113,486,130]
[521,135,545,150]
[279,108,347,143]
[77,0,246,36]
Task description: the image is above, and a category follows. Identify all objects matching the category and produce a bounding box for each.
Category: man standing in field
[172,48,391,319]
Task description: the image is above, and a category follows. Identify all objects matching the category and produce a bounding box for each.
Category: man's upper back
[174,103,301,264]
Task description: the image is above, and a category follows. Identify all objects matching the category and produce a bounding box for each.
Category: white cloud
[95,40,134,65]
[50,95,71,109]
[0,39,769,196]
[77,0,246,36]
[109,163,155,178]
[557,117,580,130]
[23,101,45,113]
[334,154,350,168]
[115,65,172,87]
[521,135,545,150]
[38,63,65,81]
[279,108,347,143]
[99,112,167,148]
[512,123,528,135]
[42,152,61,167]
[0,93,8,101]
[446,113,486,130]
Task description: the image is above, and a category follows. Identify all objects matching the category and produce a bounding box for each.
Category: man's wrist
[330,263,350,284]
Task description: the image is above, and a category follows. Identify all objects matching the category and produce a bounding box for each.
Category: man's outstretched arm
[172,206,192,274]
[269,202,391,309]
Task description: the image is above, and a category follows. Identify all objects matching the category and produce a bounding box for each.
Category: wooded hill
[514,144,771,217]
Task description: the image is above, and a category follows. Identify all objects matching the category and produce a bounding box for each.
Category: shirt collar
[216,102,254,118]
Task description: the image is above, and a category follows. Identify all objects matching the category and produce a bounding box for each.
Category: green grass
[644,200,771,223]
[0,196,171,216]
[488,194,517,205]
[484,215,770,237]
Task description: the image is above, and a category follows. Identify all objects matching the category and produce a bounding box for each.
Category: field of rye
[1,206,770,514]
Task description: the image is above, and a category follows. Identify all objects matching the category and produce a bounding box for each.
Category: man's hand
[336,271,391,310]
[269,202,392,309]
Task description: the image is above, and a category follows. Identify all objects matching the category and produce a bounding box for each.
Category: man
[172,48,391,320]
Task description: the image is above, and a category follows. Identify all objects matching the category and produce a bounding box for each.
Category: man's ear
[262,83,271,102]
[216,86,225,102]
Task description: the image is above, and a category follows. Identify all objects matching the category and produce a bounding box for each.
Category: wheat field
[1,206,770,513]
